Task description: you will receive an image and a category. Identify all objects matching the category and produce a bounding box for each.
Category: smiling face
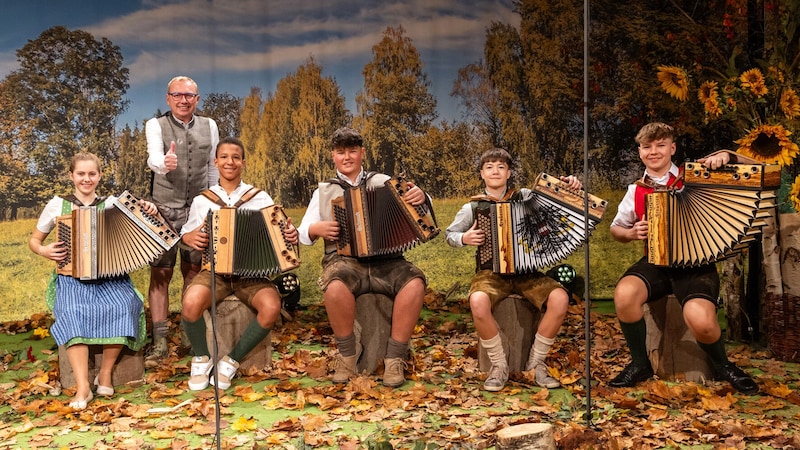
[480,159,512,192]
[165,78,199,123]
[69,159,101,198]
[214,142,245,183]
[332,145,365,182]
[638,137,676,177]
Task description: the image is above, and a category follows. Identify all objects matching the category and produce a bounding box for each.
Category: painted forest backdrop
[1,0,800,219]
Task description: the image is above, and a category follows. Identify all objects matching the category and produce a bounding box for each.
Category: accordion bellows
[56,191,179,280]
[331,177,440,258]
[202,205,300,277]
[646,161,780,267]
[476,173,608,273]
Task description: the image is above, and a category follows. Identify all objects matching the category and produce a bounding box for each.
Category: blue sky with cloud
[0,0,519,130]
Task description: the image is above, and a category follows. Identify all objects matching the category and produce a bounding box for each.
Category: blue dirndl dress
[45,198,146,350]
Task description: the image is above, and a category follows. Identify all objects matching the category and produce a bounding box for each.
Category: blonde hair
[635,122,675,145]
[69,151,102,173]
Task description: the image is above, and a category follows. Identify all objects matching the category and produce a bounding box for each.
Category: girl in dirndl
[28,152,151,410]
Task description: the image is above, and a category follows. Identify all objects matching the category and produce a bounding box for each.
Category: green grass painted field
[0,192,634,322]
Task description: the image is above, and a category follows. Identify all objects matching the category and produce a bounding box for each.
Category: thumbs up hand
[164,141,178,171]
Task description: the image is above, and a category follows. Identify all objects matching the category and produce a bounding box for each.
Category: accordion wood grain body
[475,173,608,273]
[646,161,779,267]
[202,205,300,277]
[331,177,440,258]
[55,191,179,280]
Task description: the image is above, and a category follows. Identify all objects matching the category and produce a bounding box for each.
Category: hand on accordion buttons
[403,183,426,206]
[182,227,209,251]
[283,218,299,245]
[462,221,485,246]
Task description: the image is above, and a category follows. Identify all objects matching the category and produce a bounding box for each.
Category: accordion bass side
[55,191,180,280]
[331,177,440,258]
[202,205,300,277]
[646,161,780,267]
[476,173,608,274]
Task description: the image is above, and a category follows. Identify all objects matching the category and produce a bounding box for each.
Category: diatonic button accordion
[331,177,440,258]
[55,191,179,280]
[202,205,300,277]
[476,173,608,274]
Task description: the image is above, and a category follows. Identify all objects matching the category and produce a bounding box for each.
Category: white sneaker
[483,363,509,392]
[210,355,239,390]
[534,363,561,389]
[188,355,213,391]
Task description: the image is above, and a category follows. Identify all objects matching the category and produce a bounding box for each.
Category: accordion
[202,205,300,277]
[646,161,780,267]
[56,191,179,280]
[476,173,608,274]
[331,177,440,258]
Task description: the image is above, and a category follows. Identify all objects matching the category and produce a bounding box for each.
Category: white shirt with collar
[297,168,368,246]
[610,163,680,229]
[181,182,274,235]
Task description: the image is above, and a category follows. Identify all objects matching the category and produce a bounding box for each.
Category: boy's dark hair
[331,127,363,149]
[635,122,675,145]
[216,136,246,159]
[479,148,513,170]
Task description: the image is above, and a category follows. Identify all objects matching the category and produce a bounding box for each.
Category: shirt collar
[335,168,365,186]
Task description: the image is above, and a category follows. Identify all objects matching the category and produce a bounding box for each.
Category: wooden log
[478,294,541,373]
[762,214,782,296]
[496,423,556,450]
[721,255,745,341]
[203,296,272,372]
[643,295,713,382]
[778,213,800,297]
[59,344,144,389]
[354,292,394,374]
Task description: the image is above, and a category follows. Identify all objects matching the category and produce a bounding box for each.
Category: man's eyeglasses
[168,92,199,100]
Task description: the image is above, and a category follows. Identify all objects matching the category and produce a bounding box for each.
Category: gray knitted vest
[151,113,214,208]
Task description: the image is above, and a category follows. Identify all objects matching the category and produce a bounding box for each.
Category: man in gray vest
[145,75,219,367]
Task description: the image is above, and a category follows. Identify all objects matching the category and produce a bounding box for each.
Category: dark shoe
[716,363,758,394]
[608,361,654,387]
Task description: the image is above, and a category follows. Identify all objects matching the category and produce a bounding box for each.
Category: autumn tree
[200,92,242,140]
[257,58,348,206]
[0,26,129,216]
[114,123,150,198]
[355,26,437,176]
[239,87,266,191]
[451,62,503,146]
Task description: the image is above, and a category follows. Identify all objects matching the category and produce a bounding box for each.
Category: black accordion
[55,191,179,280]
[475,173,608,274]
[202,205,300,277]
[646,160,780,267]
[331,177,440,258]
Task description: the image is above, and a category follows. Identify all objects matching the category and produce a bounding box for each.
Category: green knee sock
[619,318,649,367]
[182,317,209,357]
[229,319,271,363]
[698,338,729,372]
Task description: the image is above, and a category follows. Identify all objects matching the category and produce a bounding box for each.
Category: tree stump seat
[58,345,144,389]
[353,292,395,374]
[203,295,273,371]
[478,294,542,372]
[643,295,713,382]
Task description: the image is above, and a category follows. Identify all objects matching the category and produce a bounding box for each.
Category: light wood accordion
[475,173,608,273]
[646,160,780,267]
[331,177,440,258]
[202,205,300,277]
[55,191,180,280]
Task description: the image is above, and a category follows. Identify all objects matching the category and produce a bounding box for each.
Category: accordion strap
[200,187,262,208]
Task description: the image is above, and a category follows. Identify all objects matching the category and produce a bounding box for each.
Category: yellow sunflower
[656,65,689,101]
[791,174,800,212]
[698,81,721,118]
[780,88,800,119]
[735,123,799,166]
[739,68,768,97]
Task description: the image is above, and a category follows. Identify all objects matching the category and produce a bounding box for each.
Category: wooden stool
[478,294,542,372]
[58,344,144,389]
[203,295,272,371]
[354,292,394,374]
[644,295,713,382]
